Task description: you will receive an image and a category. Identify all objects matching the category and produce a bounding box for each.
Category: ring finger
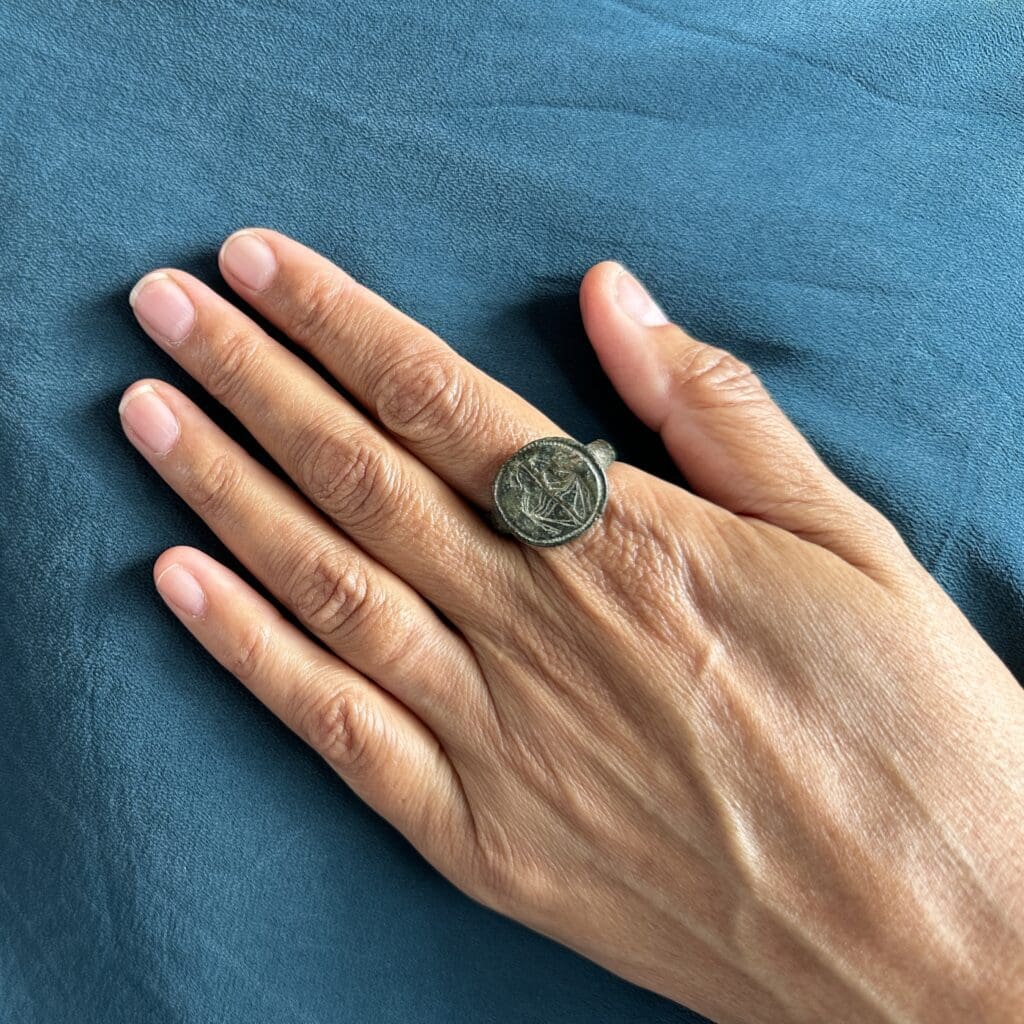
[118,379,487,736]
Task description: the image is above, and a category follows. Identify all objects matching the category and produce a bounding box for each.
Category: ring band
[491,437,616,547]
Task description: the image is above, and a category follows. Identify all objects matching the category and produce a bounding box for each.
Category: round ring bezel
[492,436,609,547]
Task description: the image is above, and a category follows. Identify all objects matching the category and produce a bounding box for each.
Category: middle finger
[128,268,517,619]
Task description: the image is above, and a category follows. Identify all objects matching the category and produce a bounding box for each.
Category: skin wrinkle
[675,493,1003,1015]
[550,484,712,655]
[841,714,984,898]
[716,814,895,1024]
[494,742,731,986]
[593,528,983,1024]
[838,636,1022,904]
[477,604,714,895]
[871,737,1023,945]
[717,673,1013,1021]
[577,741,749,956]
[679,655,943,1022]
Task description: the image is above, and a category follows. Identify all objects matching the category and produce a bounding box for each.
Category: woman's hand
[120,229,1024,1024]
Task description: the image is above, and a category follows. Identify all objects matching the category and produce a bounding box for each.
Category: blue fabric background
[2,2,1022,1021]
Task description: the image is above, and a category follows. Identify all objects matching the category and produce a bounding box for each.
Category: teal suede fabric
[2,2,1022,1021]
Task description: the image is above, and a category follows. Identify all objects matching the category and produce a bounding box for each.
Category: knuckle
[289,551,382,644]
[204,327,263,403]
[295,684,374,775]
[289,271,351,348]
[672,341,761,406]
[188,452,244,521]
[293,421,393,529]
[372,352,476,446]
[369,598,419,677]
[229,622,272,682]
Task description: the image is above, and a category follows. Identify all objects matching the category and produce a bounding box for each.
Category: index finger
[216,228,566,506]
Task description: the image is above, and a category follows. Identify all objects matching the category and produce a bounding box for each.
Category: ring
[491,437,616,547]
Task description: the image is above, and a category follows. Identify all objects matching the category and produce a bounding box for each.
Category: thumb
[579,260,906,578]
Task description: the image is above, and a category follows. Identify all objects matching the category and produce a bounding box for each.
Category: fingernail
[616,267,668,326]
[119,384,180,456]
[130,273,195,345]
[155,563,207,618]
[220,231,277,291]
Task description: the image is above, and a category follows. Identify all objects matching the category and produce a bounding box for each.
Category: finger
[127,267,512,614]
[579,261,909,578]
[152,545,474,868]
[119,379,487,738]
[215,228,564,506]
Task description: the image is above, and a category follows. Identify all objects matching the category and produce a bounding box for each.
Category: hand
[120,230,1024,1024]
